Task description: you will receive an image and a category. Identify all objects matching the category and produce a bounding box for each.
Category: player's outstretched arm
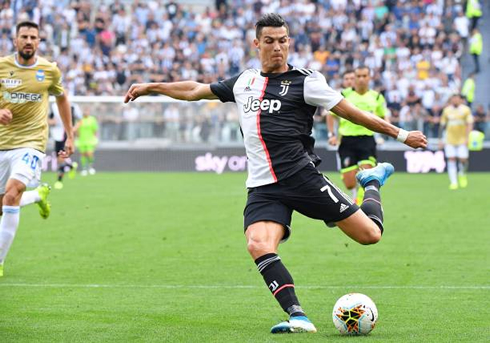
[124,82,218,103]
[331,99,427,149]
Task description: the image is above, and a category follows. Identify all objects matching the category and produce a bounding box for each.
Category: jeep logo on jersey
[243,96,281,113]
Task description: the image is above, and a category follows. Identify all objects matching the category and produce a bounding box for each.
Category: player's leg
[456,144,469,188]
[444,145,458,189]
[0,178,25,270]
[338,140,359,199]
[87,148,96,175]
[339,162,395,242]
[244,191,316,333]
[80,146,88,176]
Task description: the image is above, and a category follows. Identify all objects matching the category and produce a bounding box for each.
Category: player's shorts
[55,139,66,154]
[444,144,469,159]
[244,163,359,242]
[337,135,377,173]
[76,139,98,153]
[0,148,45,194]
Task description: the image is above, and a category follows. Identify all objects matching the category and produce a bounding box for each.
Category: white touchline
[0,283,489,290]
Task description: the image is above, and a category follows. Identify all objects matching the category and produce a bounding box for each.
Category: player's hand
[59,137,75,158]
[405,131,427,149]
[0,109,12,125]
[328,135,338,146]
[124,83,150,103]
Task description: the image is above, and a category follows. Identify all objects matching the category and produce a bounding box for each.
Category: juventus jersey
[211,65,343,188]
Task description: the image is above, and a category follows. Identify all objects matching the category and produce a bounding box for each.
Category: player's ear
[253,38,259,50]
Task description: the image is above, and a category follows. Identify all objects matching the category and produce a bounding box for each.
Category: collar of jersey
[260,64,294,78]
[13,53,39,69]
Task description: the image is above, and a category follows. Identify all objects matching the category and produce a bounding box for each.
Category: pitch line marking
[0,283,489,290]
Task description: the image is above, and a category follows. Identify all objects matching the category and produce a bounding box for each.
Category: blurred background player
[49,102,82,189]
[74,109,99,176]
[326,66,389,203]
[438,94,473,190]
[0,21,74,276]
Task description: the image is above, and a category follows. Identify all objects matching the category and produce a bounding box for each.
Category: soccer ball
[332,293,378,335]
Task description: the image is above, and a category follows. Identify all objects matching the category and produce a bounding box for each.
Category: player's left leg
[337,163,395,243]
[87,149,96,175]
[457,144,469,188]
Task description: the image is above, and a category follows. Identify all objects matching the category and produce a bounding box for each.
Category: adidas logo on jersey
[339,203,349,213]
[243,96,282,114]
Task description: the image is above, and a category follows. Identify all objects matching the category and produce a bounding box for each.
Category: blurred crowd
[0,0,488,143]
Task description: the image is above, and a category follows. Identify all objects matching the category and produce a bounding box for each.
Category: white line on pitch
[0,283,489,290]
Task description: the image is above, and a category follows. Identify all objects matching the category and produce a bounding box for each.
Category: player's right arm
[0,109,12,125]
[124,82,218,103]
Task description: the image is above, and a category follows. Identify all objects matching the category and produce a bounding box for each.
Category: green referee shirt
[337,89,387,137]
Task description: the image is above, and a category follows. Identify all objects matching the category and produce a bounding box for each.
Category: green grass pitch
[0,172,489,342]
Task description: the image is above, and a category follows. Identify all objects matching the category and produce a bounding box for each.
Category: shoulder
[37,56,61,72]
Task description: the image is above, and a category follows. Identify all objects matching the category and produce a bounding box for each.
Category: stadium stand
[0,0,488,143]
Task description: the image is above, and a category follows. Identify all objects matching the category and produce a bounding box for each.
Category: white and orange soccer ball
[332,293,378,335]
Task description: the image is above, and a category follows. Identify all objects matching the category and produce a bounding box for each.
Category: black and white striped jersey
[210,65,343,188]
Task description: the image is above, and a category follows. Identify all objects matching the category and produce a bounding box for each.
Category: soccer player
[74,109,98,176]
[0,21,74,276]
[49,102,82,189]
[438,94,473,190]
[327,67,389,203]
[124,14,427,334]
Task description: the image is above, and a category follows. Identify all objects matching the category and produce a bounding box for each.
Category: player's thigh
[338,141,358,175]
[0,151,10,195]
[244,187,293,243]
[9,148,44,188]
[456,145,469,159]
[444,144,457,159]
[245,221,285,259]
[355,136,377,167]
[285,164,358,224]
[336,210,381,245]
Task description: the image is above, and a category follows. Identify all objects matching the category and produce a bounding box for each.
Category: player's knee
[357,225,382,245]
[2,192,21,206]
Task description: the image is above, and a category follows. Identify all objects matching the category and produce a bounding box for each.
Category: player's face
[354,68,370,90]
[342,73,355,88]
[254,26,290,73]
[15,27,40,61]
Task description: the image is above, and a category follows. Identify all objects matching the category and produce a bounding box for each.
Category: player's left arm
[55,93,74,157]
[331,99,427,149]
[50,65,74,157]
[465,108,474,145]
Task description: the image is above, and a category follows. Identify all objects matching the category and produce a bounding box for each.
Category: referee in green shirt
[327,66,389,203]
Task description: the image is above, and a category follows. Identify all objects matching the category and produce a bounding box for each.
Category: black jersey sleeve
[210,73,242,103]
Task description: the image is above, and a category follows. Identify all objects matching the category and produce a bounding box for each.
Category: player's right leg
[456,145,469,188]
[0,178,25,273]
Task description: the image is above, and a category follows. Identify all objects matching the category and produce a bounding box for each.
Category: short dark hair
[355,66,370,73]
[255,13,289,38]
[16,21,39,36]
[342,69,355,77]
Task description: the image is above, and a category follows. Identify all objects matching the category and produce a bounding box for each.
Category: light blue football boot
[356,162,395,188]
[270,316,317,334]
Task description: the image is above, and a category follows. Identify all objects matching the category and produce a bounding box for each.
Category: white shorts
[444,144,469,159]
[0,148,45,194]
